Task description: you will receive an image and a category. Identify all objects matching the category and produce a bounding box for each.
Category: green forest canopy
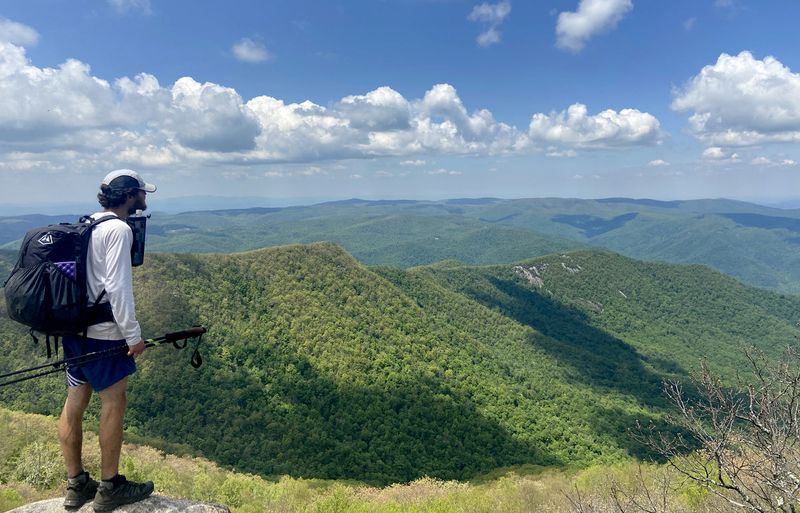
[1,243,798,485]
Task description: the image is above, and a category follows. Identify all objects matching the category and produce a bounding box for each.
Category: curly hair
[97,185,137,208]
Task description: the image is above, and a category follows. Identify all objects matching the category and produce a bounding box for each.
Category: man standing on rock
[58,170,156,512]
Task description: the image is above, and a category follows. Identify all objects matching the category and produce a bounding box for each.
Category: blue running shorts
[62,334,136,391]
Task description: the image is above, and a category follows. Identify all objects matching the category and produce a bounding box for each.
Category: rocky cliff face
[7,496,230,513]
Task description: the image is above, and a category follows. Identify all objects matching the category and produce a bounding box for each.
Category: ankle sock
[101,474,126,489]
[67,470,87,484]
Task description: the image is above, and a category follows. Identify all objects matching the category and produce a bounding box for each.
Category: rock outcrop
[7,496,230,513]
[513,264,546,288]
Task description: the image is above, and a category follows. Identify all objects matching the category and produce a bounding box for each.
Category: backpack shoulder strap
[80,214,119,228]
[81,214,119,328]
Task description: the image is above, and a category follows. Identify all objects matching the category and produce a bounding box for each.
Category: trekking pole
[0,326,207,388]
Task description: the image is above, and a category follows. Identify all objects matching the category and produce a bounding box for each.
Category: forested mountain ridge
[394,251,799,378]
[1,243,799,485]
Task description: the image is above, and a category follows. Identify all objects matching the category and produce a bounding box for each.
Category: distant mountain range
[1,197,799,293]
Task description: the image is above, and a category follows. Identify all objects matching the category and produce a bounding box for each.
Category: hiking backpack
[3,215,117,356]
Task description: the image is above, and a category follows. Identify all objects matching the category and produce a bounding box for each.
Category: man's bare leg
[93,375,154,512]
[98,377,128,480]
[59,383,92,478]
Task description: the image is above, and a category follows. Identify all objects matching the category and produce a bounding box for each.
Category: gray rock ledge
[7,496,231,513]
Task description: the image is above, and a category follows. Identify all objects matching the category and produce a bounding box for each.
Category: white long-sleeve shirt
[85,212,142,346]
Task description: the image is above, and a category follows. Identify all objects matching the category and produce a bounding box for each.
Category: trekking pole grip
[164,326,207,342]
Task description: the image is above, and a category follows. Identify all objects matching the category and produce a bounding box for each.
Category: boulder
[7,496,230,513]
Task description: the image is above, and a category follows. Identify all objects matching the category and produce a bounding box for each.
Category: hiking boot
[64,471,99,510]
[93,474,154,512]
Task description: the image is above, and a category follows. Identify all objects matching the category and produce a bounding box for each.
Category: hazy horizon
[1,193,799,218]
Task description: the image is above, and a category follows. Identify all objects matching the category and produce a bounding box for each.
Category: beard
[128,194,148,215]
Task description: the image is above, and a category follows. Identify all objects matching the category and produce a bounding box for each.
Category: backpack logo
[37,233,54,245]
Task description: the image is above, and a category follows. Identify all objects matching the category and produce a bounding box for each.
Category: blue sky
[1,0,799,208]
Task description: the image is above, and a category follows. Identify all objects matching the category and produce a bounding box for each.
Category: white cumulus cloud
[476,27,501,47]
[117,144,177,167]
[702,147,726,159]
[0,40,260,158]
[469,1,511,47]
[246,96,355,161]
[169,77,261,152]
[0,18,39,46]
[527,103,663,148]
[556,0,633,52]
[336,86,410,131]
[232,38,272,63]
[0,37,665,186]
[417,83,520,152]
[672,51,800,146]
[648,159,669,166]
[0,42,118,140]
[245,83,525,160]
[468,1,511,23]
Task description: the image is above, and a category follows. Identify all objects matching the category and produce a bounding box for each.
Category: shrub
[11,441,63,490]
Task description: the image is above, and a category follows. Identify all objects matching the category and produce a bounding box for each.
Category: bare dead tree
[609,464,677,513]
[564,483,611,513]
[563,463,693,513]
[643,341,800,513]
